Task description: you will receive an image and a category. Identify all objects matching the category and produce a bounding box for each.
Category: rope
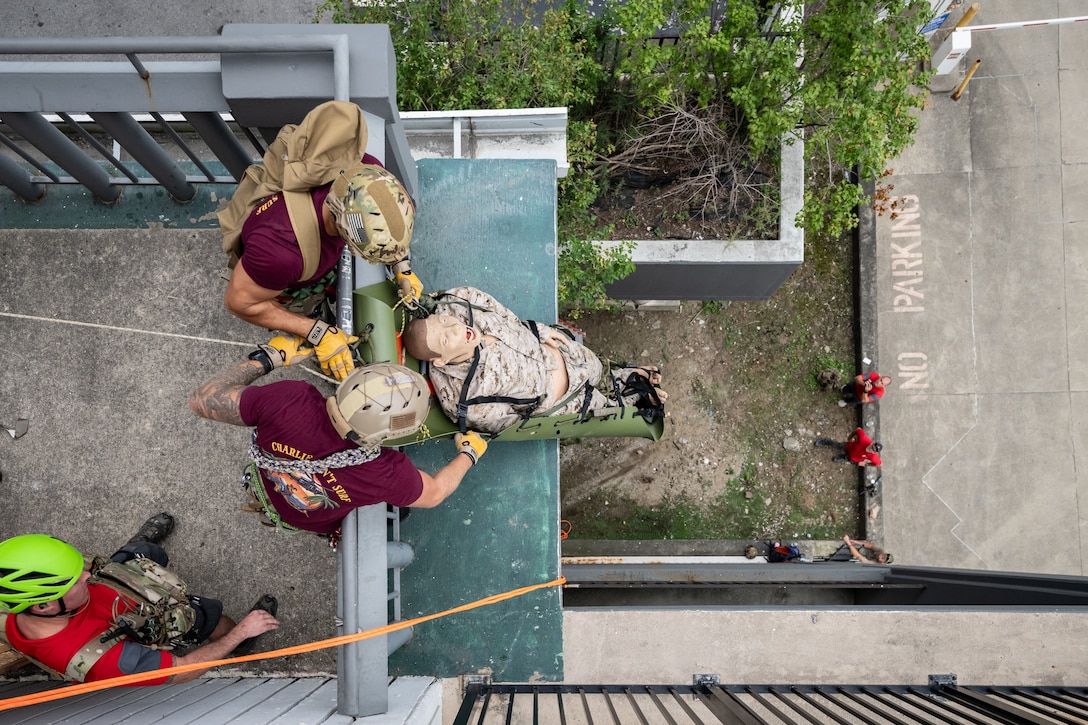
[247,441,380,474]
[0,576,566,712]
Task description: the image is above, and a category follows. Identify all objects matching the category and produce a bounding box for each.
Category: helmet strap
[23,596,80,619]
[325,395,359,442]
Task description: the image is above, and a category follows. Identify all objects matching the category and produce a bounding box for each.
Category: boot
[234,595,278,656]
[127,512,175,546]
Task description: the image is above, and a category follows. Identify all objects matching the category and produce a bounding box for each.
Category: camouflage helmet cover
[326,362,430,446]
[0,534,85,613]
[326,164,414,264]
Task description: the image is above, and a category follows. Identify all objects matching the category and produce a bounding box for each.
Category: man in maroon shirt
[189,341,486,535]
[223,159,418,382]
[815,428,883,467]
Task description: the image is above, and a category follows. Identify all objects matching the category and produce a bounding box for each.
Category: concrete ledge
[401,107,569,178]
[856,179,883,545]
[562,608,1088,686]
[601,131,805,301]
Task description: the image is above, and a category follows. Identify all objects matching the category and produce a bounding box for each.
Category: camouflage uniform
[427,287,646,434]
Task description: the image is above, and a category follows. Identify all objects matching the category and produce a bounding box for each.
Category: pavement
[874,0,1088,576]
[2,1,1088,718]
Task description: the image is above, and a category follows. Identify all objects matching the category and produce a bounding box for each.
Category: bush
[614,0,934,238]
[317,0,935,296]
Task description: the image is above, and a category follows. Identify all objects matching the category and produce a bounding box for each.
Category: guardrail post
[0,112,121,203]
[0,153,45,202]
[90,112,195,201]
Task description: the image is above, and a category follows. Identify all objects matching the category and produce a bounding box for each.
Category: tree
[614,0,934,237]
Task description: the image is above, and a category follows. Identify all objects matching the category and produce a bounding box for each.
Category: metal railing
[0,36,356,204]
[454,681,1088,724]
[0,30,411,719]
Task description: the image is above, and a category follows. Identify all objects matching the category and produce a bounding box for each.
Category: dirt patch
[559,218,863,543]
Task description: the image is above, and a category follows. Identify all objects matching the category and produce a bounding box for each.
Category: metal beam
[0,112,120,203]
[0,152,45,202]
[90,112,195,201]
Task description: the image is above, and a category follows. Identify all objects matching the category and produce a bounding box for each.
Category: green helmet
[0,535,84,614]
[326,362,430,446]
[326,163,414,265]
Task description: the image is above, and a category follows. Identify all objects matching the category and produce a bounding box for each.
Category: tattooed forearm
[188,359,267,425]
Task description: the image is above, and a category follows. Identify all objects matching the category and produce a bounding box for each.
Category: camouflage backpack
[88,555,195,650]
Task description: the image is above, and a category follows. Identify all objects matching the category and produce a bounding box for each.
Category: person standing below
[841,535,894,564]
[815,428,883,467]
[0,515,279,686]
[839,372,892,407]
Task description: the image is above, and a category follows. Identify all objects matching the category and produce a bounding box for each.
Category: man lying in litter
[401,286,666,435]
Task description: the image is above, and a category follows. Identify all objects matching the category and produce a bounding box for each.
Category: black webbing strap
[578,381,595,420]
[455,347,541,433]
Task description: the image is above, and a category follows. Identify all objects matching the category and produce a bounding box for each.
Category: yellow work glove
[306,321,359,382]
[455,430,488,466]
[266,334,314,367]
[250,334,313,373]
[394,269,423,303]
[390,259,423,304]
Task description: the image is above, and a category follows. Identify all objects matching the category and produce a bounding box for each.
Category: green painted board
[389,159,563,681]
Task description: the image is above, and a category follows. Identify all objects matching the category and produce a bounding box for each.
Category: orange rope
[0,576,566,712]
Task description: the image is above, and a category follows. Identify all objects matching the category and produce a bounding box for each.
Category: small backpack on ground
[767,542,802,563]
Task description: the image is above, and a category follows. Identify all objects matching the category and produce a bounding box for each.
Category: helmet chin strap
[24,595,81,619]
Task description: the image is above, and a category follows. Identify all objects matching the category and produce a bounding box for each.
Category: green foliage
[318,0,598,111]
[613,0,934,237]
[316,0,633,313]
[314,0,934,303]
[809,351,852,391]
[557,238,635,316]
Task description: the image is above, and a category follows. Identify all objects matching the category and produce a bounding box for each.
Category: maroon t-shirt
[240,380,424,533]
[238,153,383,292]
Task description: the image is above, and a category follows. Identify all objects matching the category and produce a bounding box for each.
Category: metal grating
[453,683,1088,725]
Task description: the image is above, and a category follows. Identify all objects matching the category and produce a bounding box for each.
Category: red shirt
[240,381,424,533]
[845,427,882,466]
[5,583,172,685]
[854,372,885,401]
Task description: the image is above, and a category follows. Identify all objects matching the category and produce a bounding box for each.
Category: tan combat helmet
[325,164,415,264]
[326,362,430,446]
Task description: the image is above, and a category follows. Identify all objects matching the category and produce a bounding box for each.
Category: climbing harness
[246,439,381,475]
[275,268,337,318]
[242,434,382,548]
